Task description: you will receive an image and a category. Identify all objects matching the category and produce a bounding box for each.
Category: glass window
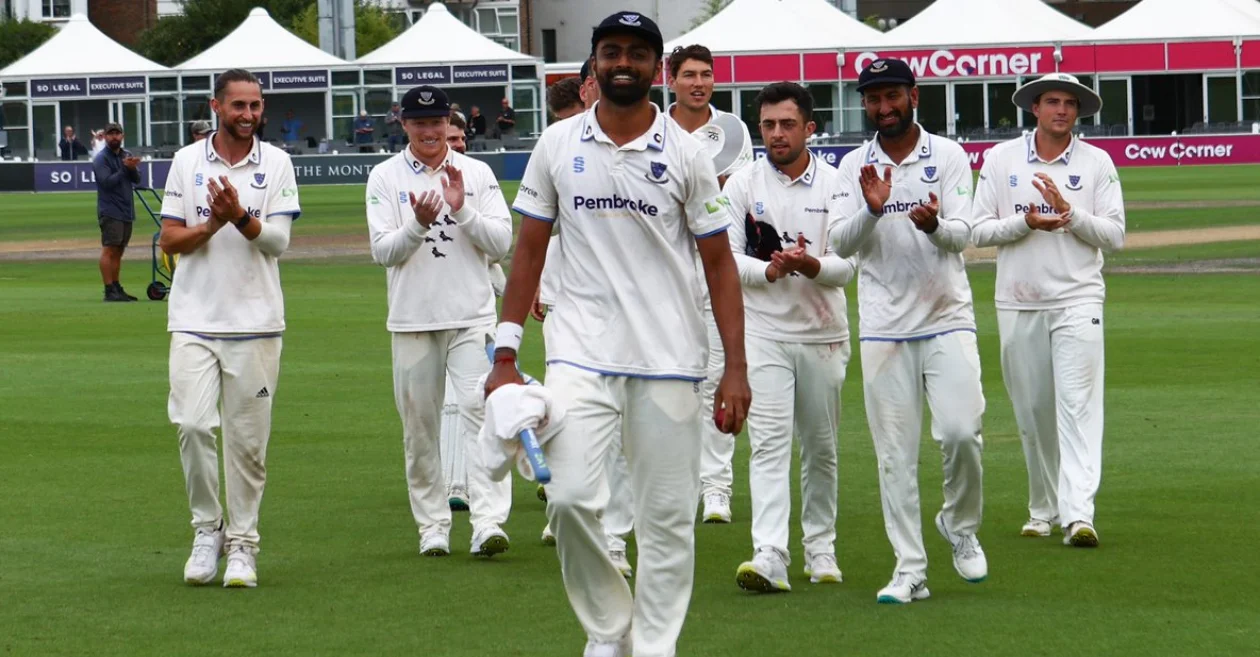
[364,69,392,86]
[512,65,537,80]
[150,77,178,92]
[738,88,760,141]
[499,9,518,36]
[840,82,865,135]
[183,97,211,124]
[953,83,984,135]
[152,124,181,148]
[365,89,394,115]
[43,0,71,18]
[4,82,28,98]
[987,82,1017,131]
[150,96,179,123]
[3,101,29,129]
[711,89,733,114]
[332,92,358,144]
[916,84,947,137]
[1208,76,1239,124]
[332,70,360,87]
[477,8,496,31]
[808,83,839,135]
[512,85,539,136]
[182,76,210,91]
[1099,78,1129,131]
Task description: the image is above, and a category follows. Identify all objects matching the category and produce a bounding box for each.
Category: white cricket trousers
[168,333,281,552]
[698,308,735,498]
[997,303,1105,529]
[439,377,467,492]
[391,326,511,537]
[860,330,985,578]
[746,336,850,564]
[544,363,702,657]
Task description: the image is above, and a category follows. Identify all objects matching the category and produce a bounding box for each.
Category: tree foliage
[689,0,733,30]
[290,0,405,60]
[135,0,315,67]
[0,19,57,72]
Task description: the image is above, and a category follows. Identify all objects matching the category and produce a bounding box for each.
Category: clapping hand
[409,190,443,227]
[860,164,892,215]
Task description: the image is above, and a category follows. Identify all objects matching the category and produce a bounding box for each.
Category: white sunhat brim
[1012,79,1103,118]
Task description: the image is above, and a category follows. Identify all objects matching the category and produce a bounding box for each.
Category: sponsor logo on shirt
[195,173,204,186]
[956,185,970,196]
[803,207,827,214]
[755,201,764,215]
[519,184,539,199]
[705,196,732,216]
[197,205,261,218]
[369,195,380,205]
[881,198,931,214]
[281,187,298,198]
[1008,175,1018,188]
[920,166,939,183]
[165,190,182,199]
[1066,175,1083,191]
[573,157,586,174]
[399,191,409,204]
[1014,202,1056,214]
[574,195,659,216]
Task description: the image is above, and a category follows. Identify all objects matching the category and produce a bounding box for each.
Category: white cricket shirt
[365,146,513,332]
[829,125,977,341]
[972,132,1126,310]
[160,135,301,335]
[725,151,856,344]
[512,103,729,380]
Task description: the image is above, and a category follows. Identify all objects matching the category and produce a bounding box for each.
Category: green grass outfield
[4,164,1260,243]
[0,163,1258,655]
[1,262,1258,656]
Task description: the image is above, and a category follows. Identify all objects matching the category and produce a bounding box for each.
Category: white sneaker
[876,572,929,604]
[471,525,510,557]
[582,634,631,657]
[1064,521,1099,548]
[1021,518,1054,537]
[935,511,988,583]
[183,522,225,585]
[419,531,450,557]
[736,547,791,593]
[540,523,556,546]
[222,546,257,588]
[702,491,732,524]
[804,552,842,584]
[447,486,469,512]
[609,549,633,579]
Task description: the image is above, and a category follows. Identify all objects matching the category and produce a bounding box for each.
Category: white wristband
[494,322,524,353]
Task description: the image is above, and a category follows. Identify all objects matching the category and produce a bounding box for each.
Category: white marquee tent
[0,13,169,78]
[356,2,537,65]
[861,0,1092,48]
[665,0,878,53]
[1088,0,1260,41]
[176,7,350,72]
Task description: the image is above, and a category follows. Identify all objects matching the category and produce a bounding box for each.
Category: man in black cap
[364,84,515,560]
[92,122,142,301]
[827,58,988,604]
[488,10,750,657]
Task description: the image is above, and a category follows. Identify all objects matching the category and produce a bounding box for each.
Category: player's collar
[580,101,667,152]
[768,149,818,187]
[666,102,718,133]
[866,122,932,166]
[1026,130,1075,164]
[404,144,453,175]
[204,132,261,168]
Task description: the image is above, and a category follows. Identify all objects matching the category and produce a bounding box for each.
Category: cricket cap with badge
[1012,73,1102,118]
[855,58,917,93]
[400,85,452,119]
[591,10,664,57]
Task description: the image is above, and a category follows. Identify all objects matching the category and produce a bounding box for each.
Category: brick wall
[89,0,158,46]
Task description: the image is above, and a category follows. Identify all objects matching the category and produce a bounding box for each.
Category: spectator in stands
[59,126,88,161]
[354,110,375,149]
[92,122,141,302]
[546,77,584,121]
[447,111,468,154]
[190,120,212,142]
[386,101,404,152]
[468,105,487,138]
[495,97,516,137]
[280,110,303,144]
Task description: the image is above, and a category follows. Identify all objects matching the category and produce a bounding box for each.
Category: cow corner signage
[394,64,510,87]
[848,48,1053,80]
[30,76,147,98]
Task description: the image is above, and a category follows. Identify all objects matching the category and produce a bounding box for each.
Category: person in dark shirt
[92,123,142,302]
[468,105,487,138]
[59,126,89,161]
[495,97,516,137]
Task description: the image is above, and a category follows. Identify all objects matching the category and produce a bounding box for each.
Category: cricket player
[548,76,585,120]
[158,68,300,588]
[487,12,750,657]
[829,59,988,604]
[972,73,1125,548]
[667,43,755,523]
[365,85,514,557]
[723,82,855,592]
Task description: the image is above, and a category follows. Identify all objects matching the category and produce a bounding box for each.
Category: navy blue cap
[579,59,591,83]
[856,58,916,92]
[400,85,451,119]
[591,11,664,58]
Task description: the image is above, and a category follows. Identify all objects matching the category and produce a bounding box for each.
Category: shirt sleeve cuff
[403,217,430,240]
[452,202,476,225]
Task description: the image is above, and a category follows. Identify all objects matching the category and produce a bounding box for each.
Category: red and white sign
[960,134,1260,170]
[847,47,1055,80]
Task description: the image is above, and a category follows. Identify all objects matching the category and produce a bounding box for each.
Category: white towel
[477,379,565,483]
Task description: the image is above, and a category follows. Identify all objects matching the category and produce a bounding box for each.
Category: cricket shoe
[736,547,791,593]
[1021,518,1054,537]
[935,511,988,583]
[804,553,842,584]
[222,546,257,588]
[876,572,929,604]
[183,521,225,585]
[583,634,632,657]
[537,484,548,503]
[448,486,470,512]
[419,530,450,557]
[1064,521,1099,548]
[701,492,732,524]
[471,525,510,557]
[609,549,633,579]
[541,523,556,546]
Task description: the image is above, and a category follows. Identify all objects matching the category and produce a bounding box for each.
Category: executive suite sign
[395,64,510,86]
[30,76,148,98]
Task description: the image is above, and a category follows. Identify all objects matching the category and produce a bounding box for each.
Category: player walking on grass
[488,12,750,656]
[364,85,514,558]
[725,82,856,593]
[829,59,988,604]
[158,69,301,588]
[667,43,755,524]
[972,73,1125,548]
